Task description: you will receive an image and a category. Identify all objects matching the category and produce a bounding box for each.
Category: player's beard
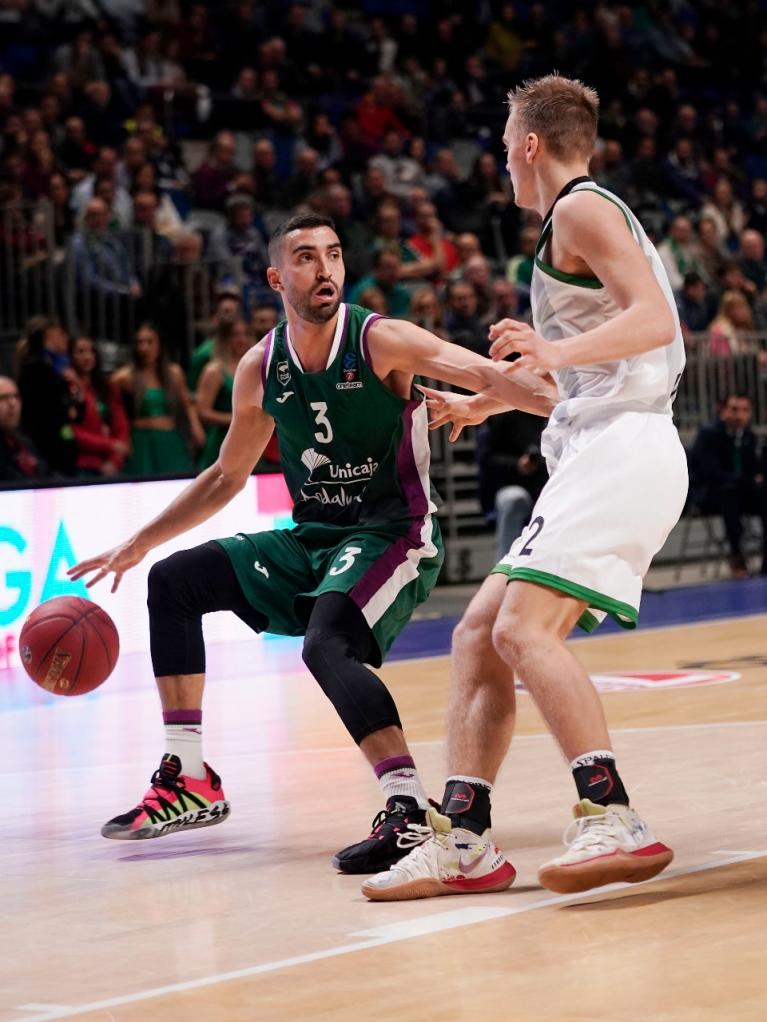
[287,285,342,325]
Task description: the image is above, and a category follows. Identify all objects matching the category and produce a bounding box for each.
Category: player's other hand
[416,385,488,442]
[67,538,147,593]
[489,319,563,373]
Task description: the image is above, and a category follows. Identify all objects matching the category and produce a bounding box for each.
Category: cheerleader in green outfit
[196,318,255,470]
[113,324,205,477]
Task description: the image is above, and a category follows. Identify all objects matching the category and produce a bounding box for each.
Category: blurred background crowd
[1,0,767,574]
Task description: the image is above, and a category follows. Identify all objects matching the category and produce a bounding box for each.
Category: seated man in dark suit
[688,392,767,577]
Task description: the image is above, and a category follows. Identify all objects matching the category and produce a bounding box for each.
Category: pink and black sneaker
[332,795,431,874]
[101,754,230,841]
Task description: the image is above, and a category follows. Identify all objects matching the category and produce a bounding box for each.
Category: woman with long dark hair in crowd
[16,315,79,475]
[69,334,130,478]
[112,322,203,477]
[196,317,254,470]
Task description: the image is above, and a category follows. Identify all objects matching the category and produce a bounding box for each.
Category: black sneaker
[331,796,430,874]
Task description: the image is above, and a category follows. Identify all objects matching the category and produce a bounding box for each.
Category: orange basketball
[19,596,119,696]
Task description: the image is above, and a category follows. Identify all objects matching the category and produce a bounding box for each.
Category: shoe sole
[101,800,231,841]
[362,863,517,901]
[538,844,674,894]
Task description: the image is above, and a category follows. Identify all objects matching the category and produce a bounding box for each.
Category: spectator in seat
[657,216,701,292]
[44,171,75,251]
[0,376,49,483]
[69,334,130,477]
[370,130,424,200]
[112,323,203,477]
[738,229,767,293]
[406,200,459,283]
[676,272,714,337]
[701,178,747,250]
[196,318,255,470]
[250,303,279,339]
[209,193,269,297]
[697,215,728,285]
[356,286,389,316]
[191,131,238,211]
[688,393,767,577]
[708,290,756,356]
[251,137,287,208]
[349,247,411,317]
[70,198,141,336]
[477,409,548,561]
[284,147,321,207]
[410,285,448,339]
[322,183,373,282]
[16,316,78,476]
[444,279,487,354]
[746,177,767,236]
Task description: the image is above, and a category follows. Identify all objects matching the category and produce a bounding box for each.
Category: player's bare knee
[452,610,494,660]
[491,613,537,668]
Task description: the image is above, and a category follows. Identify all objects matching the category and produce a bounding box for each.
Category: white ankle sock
[163,723,205,779]
[375,756,429,809]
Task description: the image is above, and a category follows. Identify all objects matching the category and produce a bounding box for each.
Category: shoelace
[386,829,453,881]
[562,812,633,855]
[395,821,432,850]
[141,769,186,811]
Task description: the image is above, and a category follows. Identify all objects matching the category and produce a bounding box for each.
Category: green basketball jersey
[261,304,438,526]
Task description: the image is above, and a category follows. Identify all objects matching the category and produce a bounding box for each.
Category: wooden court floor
[2,612,766,1021]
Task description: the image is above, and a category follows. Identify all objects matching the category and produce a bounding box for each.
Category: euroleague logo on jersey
[336,352,363,390]
[514,670,741,694]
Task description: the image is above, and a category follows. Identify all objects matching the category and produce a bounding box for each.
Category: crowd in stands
[2,1,767,571]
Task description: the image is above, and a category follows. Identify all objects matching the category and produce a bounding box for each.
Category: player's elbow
[649,305,677,349]
[212,459,249,496]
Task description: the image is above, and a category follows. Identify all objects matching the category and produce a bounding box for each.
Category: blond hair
[507,73,599,161]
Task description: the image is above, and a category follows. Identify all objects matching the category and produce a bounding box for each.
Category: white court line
[12,849,767,1022]
[3,720,766,779]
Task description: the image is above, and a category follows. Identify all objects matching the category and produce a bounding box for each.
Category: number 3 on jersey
[329,546,362,576]
[310,401,334,444]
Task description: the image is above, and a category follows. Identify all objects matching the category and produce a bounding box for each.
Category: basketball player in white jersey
[362,74,689,901]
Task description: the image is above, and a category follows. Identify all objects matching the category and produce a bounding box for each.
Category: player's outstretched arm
[489,192,676,372]
[366,317,558,416]
[68,344,275,592]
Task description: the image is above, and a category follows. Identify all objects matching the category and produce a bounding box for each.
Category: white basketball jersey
[531,181,686,431]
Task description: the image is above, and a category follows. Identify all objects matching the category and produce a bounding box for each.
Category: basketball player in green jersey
[69,212,555,873]
[363,75,688,901]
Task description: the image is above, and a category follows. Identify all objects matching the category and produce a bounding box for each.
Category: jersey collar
[285,303,348,373]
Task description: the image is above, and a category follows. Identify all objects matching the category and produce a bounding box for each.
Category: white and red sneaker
[538,799,673,894]
[101,754,230,840]
[361,807,516,901]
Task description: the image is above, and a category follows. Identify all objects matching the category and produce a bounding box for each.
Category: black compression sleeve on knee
[302,592,402,745]
[147,541,267,677]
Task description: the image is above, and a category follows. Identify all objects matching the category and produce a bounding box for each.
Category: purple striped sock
[374,754,415,779]
[163,709,202,725]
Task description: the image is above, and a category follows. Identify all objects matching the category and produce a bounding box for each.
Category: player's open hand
[416,385,488,442]
[67,538,147,593]
[488,319,563,373]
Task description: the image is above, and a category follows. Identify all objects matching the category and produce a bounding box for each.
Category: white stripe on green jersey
[531,182,686,430]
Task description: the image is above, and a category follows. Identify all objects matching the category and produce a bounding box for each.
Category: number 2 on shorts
[519,516,544,556]
[330,546,362,576]
[310,401,333,443]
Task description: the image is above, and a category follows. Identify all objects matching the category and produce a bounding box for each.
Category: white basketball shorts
[493,410,689,632]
